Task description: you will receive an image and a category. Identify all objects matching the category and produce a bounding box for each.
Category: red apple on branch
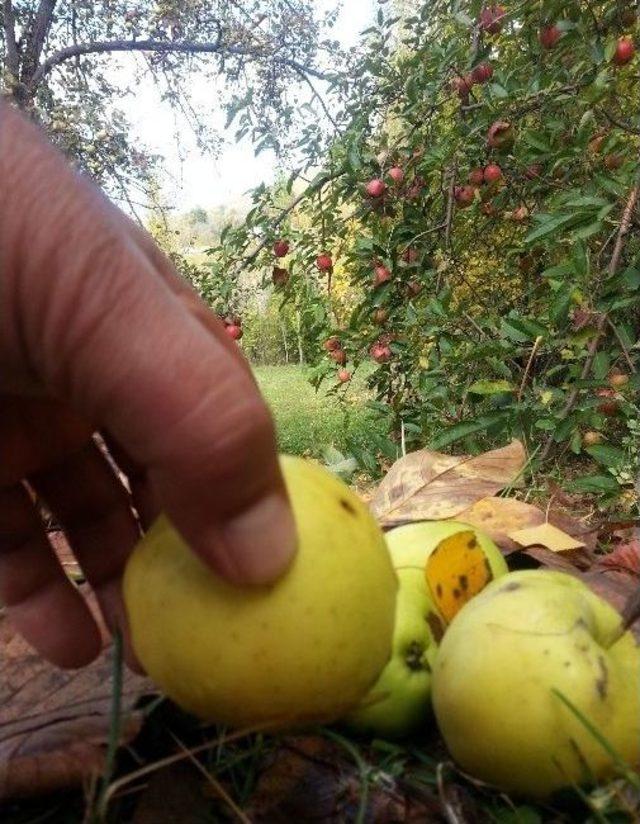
[365,178,386,197]
[273,239,289,257]
[316,253,333,272]
[613,36,635,66]
[539,25,561,49]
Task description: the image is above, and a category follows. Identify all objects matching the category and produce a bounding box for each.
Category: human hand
[0,104,296,669]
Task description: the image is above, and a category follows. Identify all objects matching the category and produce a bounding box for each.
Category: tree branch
[21,0,57,82]
[238,169,344,270]
[2,0,20,77]
[28,37,332,92]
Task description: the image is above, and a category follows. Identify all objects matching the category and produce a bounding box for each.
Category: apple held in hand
[124,456,397,728]
[432,570,640,798]
[345,521,507,739]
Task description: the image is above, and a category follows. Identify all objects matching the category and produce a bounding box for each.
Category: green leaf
[525,213,578,243]
[468,380,514,395]
[591,351,610,380]
[568,474,620,494]
[584,444,625,466]
[429,413,506,450]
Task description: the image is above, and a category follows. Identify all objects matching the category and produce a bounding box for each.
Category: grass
[253,364,383,459]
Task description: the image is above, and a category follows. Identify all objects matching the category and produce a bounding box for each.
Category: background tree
[206,0,640,496]
[0,0,343,211]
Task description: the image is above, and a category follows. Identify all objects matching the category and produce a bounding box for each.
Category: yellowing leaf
[508,523,585,552]
[425,531,493,623]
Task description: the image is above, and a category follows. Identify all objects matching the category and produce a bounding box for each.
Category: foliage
[206,0,640,502]
[0,1,341,210]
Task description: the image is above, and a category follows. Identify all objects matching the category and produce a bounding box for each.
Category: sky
[117,1,377,214]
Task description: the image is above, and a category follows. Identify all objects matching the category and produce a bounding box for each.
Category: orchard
[211,0,640,497]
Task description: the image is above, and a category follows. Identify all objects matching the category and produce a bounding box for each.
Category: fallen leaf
[425,531,493,623]
[452,497,596,554]
[598,539,640,576]
[579,569,640,642]
[508,523,585,552]
[246,736,441,822]
[0,606,154,799]
[371,440,526,526]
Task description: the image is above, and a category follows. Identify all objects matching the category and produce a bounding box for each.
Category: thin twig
[170,734,251,824]
[608,318,637,374]
[517,336,543,401]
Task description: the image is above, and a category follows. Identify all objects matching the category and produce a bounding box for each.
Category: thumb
[1,104,297,585]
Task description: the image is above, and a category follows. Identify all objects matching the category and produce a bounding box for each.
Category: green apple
[124,456,397,728]
[432,570,640,798]
[344,521,508,739]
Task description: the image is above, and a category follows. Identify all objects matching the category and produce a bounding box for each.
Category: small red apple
[539,25,561,49]
[373,265,392,287]
[596,388,619,416]
[582,431,602,447]
[370,341,392,364]
[373,308,389,325]
[454,184,476,208]
[272,266,289,287]
[225,323,243,340]
[479,5,506,34]
[604,154,623,170]
[388,166,404,183]
[316,253,333,272]
[365,178,386,197]
[613,36,635,66]
[401,247,420,264]
[323,336,341,351]
[330,348,347,365]
[609,372,630,389]
[511,205,530,222]
[337,369,351,383]
[487,120,514,149]
[588,133,607,155]
[406,280,422,297]
[483,163,502,183]
[472,62,493,83]
[273,239,289,257]
[468,168,485,186]
[451,74,474,100]
[524,163,543,179]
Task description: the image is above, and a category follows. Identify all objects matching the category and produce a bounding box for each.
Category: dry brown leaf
[452,497,596,554]
[370,440,526,527]
[0,609,154,799]
[246,735,441,823]
[508,523,585,552]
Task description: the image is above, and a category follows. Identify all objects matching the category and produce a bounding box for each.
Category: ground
[253,364,381,459]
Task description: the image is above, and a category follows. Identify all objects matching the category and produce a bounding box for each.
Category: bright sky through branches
[117,1,376,213]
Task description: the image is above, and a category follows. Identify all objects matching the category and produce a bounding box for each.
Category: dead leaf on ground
[0,603,154,800]
[598,538,640,576]
[508,523,585,553]
[370,440,526,527]
[451,496,597,554]
[246,736,442,823]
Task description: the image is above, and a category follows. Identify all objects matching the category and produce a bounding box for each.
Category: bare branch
[2,0,20,77]
[21,0,57,81]
[28,36,332,93]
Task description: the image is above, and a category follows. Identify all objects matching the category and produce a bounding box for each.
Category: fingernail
[219,492,297,585]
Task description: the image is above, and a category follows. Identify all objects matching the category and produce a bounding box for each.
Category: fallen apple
[124,456,398,727]
[432,570,640,798]
[345,521,507,739]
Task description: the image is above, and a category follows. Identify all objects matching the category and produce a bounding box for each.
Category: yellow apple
[344,521,508,738]
[123,456,397,728]
[432,570,640,797]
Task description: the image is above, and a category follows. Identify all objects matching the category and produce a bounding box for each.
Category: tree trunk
[279,320,289,365]
[296,310,304,365]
